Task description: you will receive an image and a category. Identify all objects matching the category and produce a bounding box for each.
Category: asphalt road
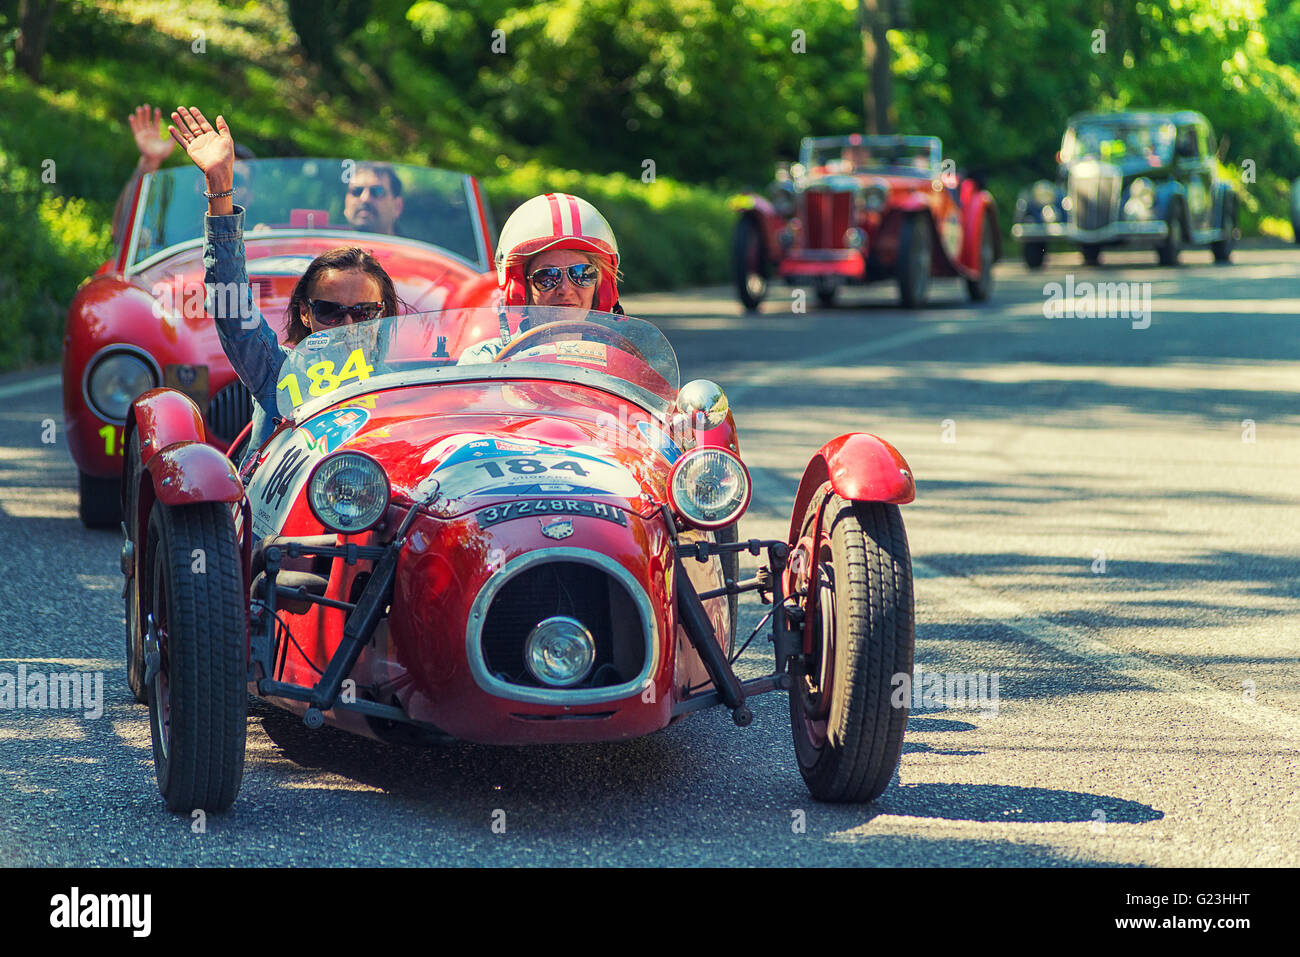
[2,242,1298,867]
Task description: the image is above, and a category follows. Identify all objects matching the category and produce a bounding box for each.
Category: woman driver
[460,192,622,363]
[167,106,399,464]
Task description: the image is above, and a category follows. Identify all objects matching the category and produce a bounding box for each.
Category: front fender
[960,190,1002,269]
[787,433,915,542]
[145,440,243,507]
[125,387,208,471]
[1154,181,1188,224]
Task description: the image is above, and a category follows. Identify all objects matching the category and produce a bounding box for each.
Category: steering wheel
[493,320,651,365]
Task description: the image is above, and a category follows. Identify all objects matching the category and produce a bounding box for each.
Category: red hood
[310,379,680,517]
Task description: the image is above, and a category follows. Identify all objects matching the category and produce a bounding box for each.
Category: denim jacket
[203,204,290,462]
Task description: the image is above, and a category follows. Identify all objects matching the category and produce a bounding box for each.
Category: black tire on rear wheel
[124,430,147,704]
[966,214,996,301]
[1081,243,1102,266]
[1022,242,1046,269]
[145,501,247,812]
[78,470,121,528]
[790,496,914,802]
[733,216,769,312]
[897,214,931,308]
[1212,205,1236,263]
[815,279,837,308]
[1158,204,1184,266]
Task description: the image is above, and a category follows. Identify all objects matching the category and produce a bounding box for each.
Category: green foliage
[0,149,111,368]
[482,162,733,292]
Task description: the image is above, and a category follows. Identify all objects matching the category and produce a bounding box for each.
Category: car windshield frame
[799,134,942,179]
[125,158,491,275]
[1061,121,1176,167]
[276,307,682,422]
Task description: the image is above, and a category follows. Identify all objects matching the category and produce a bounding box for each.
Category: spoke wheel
[124,430,147,703]
[789,495,914,802]
[145,501,248,812]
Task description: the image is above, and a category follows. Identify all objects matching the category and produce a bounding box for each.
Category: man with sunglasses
[343,163,405,235]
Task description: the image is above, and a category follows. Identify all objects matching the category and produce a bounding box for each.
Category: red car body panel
[145,441,243,506]
[64,167,498,489]
[786,432,916,543]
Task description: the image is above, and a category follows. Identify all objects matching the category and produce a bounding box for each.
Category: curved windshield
[275,307,680,417]
[1061,122,1174,168]
[131,158,488,269]
[801,135,940,178]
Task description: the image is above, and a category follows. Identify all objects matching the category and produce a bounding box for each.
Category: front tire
[733,216,769,312]
[1022,241,1046,269]
[790,495,914,802]
[1211,204,1236,263]
[124,430,147,704]
[78,470,121,528]
[144,501,247,812]
[1158,204,1184,266]
[966,214,996,301]
[897,214,932,308]
[1081,243,1102,266]
[815,278,837,308]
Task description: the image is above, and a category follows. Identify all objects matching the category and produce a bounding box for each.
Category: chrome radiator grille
[1070,166,1121,231]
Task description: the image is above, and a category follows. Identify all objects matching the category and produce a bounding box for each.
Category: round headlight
[844,227,867,249]
[307,451,390,533]
[525,616,596,687]
[1032,180,1057,207]
[87,350,157,421]
[1129,176,1155,206]
[668,447,751,529]
[861,185,887,212]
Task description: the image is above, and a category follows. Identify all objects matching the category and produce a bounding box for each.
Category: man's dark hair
[354,162,403,197]
[284,246,401,344]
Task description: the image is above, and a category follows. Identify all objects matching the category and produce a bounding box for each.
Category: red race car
[733,134,1000,310]
[63,157,498,527]
[119,305,917,811]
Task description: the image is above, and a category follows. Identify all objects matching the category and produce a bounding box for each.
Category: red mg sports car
[63,158,498,526]
[732,134,1000,310]
[119,305,917,811]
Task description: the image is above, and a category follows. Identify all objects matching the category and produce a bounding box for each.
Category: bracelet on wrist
[204,187,235,199]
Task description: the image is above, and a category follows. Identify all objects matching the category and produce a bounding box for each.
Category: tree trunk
[859,0,894,134]
[15,0,57,83]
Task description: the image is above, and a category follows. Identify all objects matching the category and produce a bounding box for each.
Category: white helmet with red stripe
[495,192,620,311]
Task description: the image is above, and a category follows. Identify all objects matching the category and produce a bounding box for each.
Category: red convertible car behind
[733,134,1000,310]
[63,158,498,526]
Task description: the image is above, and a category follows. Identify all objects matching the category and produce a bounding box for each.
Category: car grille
[1070,166,1121,231]
[207,379,253,445]
[481,561,645,689]
[803,189,853,249]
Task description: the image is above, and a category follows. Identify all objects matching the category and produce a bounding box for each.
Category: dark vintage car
[1012,110,1239,267]
[732,134,999,310]
[62,158,499,527]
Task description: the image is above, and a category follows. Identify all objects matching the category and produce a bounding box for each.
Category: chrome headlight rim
[860,179,889,212]
[524,615,597,687]
[82,344,161,424]
[1128,176,1155,206]
[667,446,751,531]
[306,450,391,534]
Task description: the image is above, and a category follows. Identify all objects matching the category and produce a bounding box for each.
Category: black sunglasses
[307,299,384,325]
[347,184,388,199]
[528,263,599,291]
